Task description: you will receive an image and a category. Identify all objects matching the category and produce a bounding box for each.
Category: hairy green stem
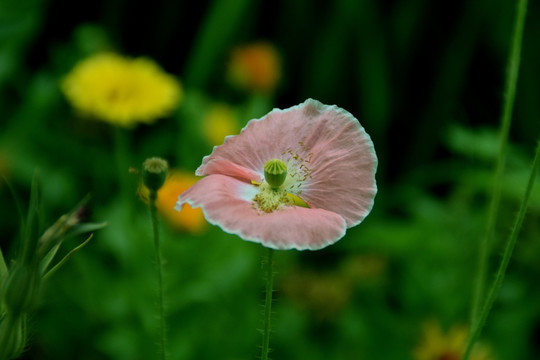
[0,314,24,360]
[465,138,540,359]
[149,191,167,360]
[470,0,528,328]
[261,248,275,360]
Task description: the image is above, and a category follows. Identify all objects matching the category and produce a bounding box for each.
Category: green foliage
[0,175,106,360]
[1,0,540,359]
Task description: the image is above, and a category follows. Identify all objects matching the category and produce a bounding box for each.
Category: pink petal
[196,99,377,227]
[176,174,347,250]
[196,157,263,183]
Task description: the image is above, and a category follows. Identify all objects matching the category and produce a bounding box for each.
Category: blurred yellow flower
[139,170,207,234]
[227,42,281,93]
[414,320,495,360]
[62,53,181,127]
[202,103,239,146]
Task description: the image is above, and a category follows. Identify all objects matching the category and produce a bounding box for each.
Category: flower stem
[149,190,167,360]
[470,0,528,328]
[261,248,275,360]
[114,128,131,205]
[464,138,540,359]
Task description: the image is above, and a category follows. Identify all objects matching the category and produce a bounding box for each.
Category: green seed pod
[264,159,287,189]
[142,157,169,192]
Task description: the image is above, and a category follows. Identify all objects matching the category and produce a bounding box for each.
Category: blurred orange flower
[62,53,181,128]
[414,320,495,360]
[139,170,207,234]
[227,42,281,93]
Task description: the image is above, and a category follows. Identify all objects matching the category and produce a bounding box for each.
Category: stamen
[253,146,312,213]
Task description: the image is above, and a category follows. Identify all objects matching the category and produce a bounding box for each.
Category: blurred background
[1,0,540,359]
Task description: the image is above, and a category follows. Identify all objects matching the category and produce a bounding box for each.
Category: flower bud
[3,264,39,316]
[142,157,169,192]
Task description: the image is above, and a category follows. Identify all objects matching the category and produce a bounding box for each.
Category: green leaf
[42,234,94,281]
[1,176,25,242]
[0,247,8,313]
[0,247,7,281]
[39,222,106,276]
[39,241,62,277]
[21,170,41,264]
[63,222,108,241]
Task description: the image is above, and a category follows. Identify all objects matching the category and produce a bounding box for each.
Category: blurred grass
[1,0,540,359]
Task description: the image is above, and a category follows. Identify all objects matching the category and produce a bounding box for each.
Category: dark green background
[1,0,540,359]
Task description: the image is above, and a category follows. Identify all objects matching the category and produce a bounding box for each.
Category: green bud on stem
[142,157,169,192]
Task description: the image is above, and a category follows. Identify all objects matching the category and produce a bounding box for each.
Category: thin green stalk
[261,248,275,360]
[114,127,132,206]
[470,0,528,326]
[464,138,540,359]
[149,191,167,360]
[183,0,252,89]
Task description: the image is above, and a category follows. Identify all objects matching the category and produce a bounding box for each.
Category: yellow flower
[227,42,281,93]
[202,103,239,146]
[414,320,495,360]
[139,170,207,234]
[62,53,181,127]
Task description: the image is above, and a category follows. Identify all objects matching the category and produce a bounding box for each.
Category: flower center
[252,155,310,213]
[252,159,289,213]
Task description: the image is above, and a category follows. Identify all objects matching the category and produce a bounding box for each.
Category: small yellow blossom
[414,320,495,360]
[139,170,207,234]
[62,53,181,127]
[227,42,281,93]
[202,103,239,146]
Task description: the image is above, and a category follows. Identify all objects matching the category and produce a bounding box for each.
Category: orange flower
[227,42,281,93]
[140,170,207,234]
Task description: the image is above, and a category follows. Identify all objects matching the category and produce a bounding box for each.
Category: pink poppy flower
[175,99,377,250]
